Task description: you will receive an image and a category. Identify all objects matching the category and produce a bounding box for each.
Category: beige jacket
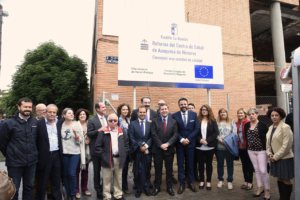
[266,121,293,161]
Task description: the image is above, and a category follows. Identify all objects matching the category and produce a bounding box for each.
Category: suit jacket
[36,118,63,169]
[87,114,108,156]
[172,111,200,148]
[266,121,293,161]
[128,119,152,155]
[130,108,158,122]
[196,119,219,148]
[151,116,178,155]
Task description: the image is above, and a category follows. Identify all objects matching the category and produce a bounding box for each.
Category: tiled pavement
[0,159,295,200]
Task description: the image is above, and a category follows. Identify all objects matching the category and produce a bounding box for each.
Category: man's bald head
[36,103,46,119]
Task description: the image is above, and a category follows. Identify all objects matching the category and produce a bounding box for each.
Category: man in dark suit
[87,102,108,199]
[151,103,178,196]
[172,98,200,194]
[128,106,152,198]
[36,104,63,200]
[130,97,158,122]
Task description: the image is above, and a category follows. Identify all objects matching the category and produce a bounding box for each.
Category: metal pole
[102,91,105,104]
[133,86,136,109]
[270,2,287,112]
[227,94,230,115]
[286,92,290,113]
[292,62,300,200]
[207,89,211,106]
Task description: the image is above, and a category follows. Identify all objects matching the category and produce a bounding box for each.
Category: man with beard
[151,103,178,196]
[130,97,158,122]
[128,106,152,198]
[35,103,47,120]
[0,98,38,200]
[172,98,200,194]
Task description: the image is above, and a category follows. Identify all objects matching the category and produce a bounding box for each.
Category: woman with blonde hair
[236,108,253,190]
[216,108,237,190]
[245,107,270,200]
[196,104,219,190]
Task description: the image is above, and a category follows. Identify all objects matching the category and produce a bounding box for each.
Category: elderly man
[36,104,63,200]
[87,102,108,199]
[0,98,38,200]
[128,106,152,198]
[151,103,178,196]
[36,103,47,119]
[95,113,128,200]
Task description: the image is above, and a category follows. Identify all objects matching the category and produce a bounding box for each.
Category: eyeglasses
[109,119,118,123]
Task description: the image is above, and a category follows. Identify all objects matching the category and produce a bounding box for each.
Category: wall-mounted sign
[106,56,118,64]
[111,94,120,100]
[281,84,292,92]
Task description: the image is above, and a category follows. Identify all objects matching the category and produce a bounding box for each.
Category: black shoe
[133,184,137,190]
[206,186,211,191]
[149,184,153,189]
[263,198,270,200]
[199,182,205,189]
[135,191,142,198]
[152,187,161,196]
[167,187,175,196]
[97,192,103,199]
[47,194,53,199]
[67,195,71,200]
[171,177,178,184]
[71,195,76,200]
[252,190,264,197]
[144,190,151,196]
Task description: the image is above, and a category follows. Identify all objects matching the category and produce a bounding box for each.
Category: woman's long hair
[217,108,231,125]
[198,104,215,124]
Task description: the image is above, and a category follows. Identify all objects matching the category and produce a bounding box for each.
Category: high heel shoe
[252,190,264,197]
[199,182,205,189]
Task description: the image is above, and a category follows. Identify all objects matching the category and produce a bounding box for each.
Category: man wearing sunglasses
[95,114,128,200]
[128,106,152,198]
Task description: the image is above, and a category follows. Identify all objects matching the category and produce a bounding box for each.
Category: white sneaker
[228,182,233,190]
[217,181,224,188]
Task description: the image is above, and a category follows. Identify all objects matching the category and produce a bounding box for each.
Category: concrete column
[269,2,287,111]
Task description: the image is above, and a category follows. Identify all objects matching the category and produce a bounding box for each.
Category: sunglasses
[109,119,118,123]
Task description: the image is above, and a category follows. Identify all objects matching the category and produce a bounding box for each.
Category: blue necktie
[183,113,187,128]
[145,112,148,121]
[141,121,144,136]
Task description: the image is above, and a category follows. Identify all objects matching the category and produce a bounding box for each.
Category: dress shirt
[198,121,214,151]
[45,118,59,151]
[138,118,148,149]
[109,127,119,155]
[146,109,151,121]
[161,115,168,126]
[97,114,107,127]
[180,111,189,143]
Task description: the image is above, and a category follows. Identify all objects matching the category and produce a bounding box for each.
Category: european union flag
[194,65,213,79]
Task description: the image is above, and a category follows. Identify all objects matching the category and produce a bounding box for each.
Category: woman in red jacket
[236,108,253,190]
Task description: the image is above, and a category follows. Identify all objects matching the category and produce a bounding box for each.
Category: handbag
[0,169,16,200]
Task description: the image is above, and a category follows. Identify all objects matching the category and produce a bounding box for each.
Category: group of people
[0,96,295,200]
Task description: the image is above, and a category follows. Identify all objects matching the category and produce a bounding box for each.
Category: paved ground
[0,158,295,200]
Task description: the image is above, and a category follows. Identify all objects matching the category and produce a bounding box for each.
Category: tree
[5,41,90,114]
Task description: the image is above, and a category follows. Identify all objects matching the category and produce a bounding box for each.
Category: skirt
[270,157,294,179]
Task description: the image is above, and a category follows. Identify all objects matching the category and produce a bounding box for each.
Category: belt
[49,150,59,154]
[112,154,119,158]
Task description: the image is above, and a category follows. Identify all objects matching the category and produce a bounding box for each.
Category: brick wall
[91,0,257,120]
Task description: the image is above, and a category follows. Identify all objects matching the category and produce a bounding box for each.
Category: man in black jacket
[0,98,38,200]
[131,97,158,122]
[151,103,178,196]
[87,102,108,199]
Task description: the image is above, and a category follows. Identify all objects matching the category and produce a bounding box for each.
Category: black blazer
[151,116,178,155]
[130,108,158,122]
[196,119,219,148]
[87,114,108,156]
[244,121,269,150]
[36,119,63,169]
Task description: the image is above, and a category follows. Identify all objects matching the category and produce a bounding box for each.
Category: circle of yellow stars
[199,67,209,77]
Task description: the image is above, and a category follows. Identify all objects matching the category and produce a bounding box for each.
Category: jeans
[8,164,36,200]
[62,154,80,195]
[216,149,235,182]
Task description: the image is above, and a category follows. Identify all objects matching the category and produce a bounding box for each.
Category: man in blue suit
[172,98,200,194]
[128,106,152,198]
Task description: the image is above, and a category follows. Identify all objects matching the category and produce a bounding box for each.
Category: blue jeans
[216,149,235,182]
[8,164,36,200]
[62,154,80,195]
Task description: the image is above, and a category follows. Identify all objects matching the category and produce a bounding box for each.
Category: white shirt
[138,118,148,149]
[146,109,150,121]
[109,127,119,155]
[197,121,214,151]
[97,114,107,127]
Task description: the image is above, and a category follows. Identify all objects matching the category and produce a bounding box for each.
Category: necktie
[163,118,166,134]
[183,113,187,128]
[145,112,149,121]
[101,117,105,127]
[141,121,144,136]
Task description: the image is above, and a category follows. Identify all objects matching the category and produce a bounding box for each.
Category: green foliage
[4,41,90,114]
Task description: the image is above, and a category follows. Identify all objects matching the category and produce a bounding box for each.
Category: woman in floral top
[216,108,237,190]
